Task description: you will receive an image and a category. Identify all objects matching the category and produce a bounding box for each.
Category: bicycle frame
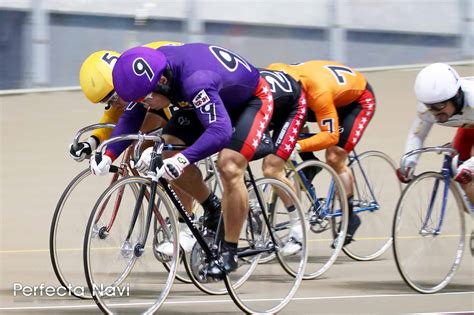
[422,156,455,235]
[348,150,380,213]
[285,160,335,217]
[400,146,469,236]
[286,149,383,221]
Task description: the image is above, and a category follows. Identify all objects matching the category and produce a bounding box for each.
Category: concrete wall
[0,0,472,89]
[1,0,470,34]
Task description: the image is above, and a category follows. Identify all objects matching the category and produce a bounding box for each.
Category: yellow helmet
[79,50,121,103]
[143,41,184,49]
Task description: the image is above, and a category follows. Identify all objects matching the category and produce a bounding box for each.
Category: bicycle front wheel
[343,150,401,261]
[83,176,179,314]
[50,168,121,299]
[393,172,465,294]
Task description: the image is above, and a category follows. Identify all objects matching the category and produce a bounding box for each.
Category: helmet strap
[451,88,464,115]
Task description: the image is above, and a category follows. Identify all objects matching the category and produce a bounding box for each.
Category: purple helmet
[112,47,167,102]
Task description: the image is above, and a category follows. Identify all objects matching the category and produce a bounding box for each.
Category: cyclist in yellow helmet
[70,41,183,162]
[71,41,218,254]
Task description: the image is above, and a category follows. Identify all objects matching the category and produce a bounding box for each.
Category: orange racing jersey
[267,60,367,152]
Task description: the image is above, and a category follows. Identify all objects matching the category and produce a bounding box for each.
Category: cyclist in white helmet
[397,63,474,205]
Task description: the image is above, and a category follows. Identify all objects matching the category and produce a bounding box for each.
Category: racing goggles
[100,90,119,106]
[425,101,448,112]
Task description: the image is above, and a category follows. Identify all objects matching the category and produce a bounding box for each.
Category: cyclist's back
[158,43,260,111]
[267,60,367,109]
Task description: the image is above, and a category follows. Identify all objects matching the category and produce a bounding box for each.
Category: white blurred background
[0,0,473,90]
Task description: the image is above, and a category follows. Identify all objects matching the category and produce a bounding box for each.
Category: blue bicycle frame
[294,149,381,221]
[421,155,454,235]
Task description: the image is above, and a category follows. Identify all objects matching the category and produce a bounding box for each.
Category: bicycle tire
[224,177,308,314]
[49,168,113,300]
[342,150,400,261]
[83,176,179,314]
[287,159,349,279]
[393,171,466,294]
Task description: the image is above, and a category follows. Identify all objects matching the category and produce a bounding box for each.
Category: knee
[326,149,346,173]
[326,152,339,168]
[219,162,241,182]
[263,165,280,179]
[217,155,246,185]
[262,155,285,179]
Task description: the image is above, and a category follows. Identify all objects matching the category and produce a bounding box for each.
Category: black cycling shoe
[332,213,361,248]
[203,210,221,233]
[206,250,239,280]
[343,213,361,245]
[202,194,222,232]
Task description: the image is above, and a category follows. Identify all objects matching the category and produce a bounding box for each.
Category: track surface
[1,66,473,314]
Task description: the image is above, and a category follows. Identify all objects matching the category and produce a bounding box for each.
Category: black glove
[69,137,97,162]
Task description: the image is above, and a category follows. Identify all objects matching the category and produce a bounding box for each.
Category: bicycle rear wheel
[343,150,400,260]
[289,160,349,279]
[50,168,121,299]
[393,172,466,293]
[83,176,179,314]
[224,178,307,314]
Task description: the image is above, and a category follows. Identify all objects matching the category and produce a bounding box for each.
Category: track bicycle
[393,145,472,294]
[289,140,400,263]
[50,124,194,300]
[83,134,308,314]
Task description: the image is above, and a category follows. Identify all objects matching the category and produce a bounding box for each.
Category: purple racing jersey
[158,43,260,163]
[106,43,261,163]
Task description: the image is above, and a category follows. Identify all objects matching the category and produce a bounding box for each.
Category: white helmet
[414,63,461,104]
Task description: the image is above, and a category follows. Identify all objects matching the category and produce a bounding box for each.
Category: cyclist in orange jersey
[267,60,376,246]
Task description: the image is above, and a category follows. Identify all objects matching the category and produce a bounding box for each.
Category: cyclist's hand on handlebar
[90,153,112,176]
[397,160,416,184]
[69,137,97,162]
[134,147,153,173]
[157,153,190,181]
[396,168,412,184]
[455,165,473,185]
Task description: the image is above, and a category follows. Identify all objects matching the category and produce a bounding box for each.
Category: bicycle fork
[421,159,451,236]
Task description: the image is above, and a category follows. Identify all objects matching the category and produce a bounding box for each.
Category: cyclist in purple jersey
[80,44,220,254]
[95,43,274,278]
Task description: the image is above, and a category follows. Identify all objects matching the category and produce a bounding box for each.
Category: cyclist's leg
[326,146,359,242]
[208,78,274,278]
[298,114,322,180]
[215,149,249,273]
[263,84,306,195]
[329,83,376,243]
[452,128,474,205]
[262,87,306,255]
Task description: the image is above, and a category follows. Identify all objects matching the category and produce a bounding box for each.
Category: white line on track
[0,291,472,311]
